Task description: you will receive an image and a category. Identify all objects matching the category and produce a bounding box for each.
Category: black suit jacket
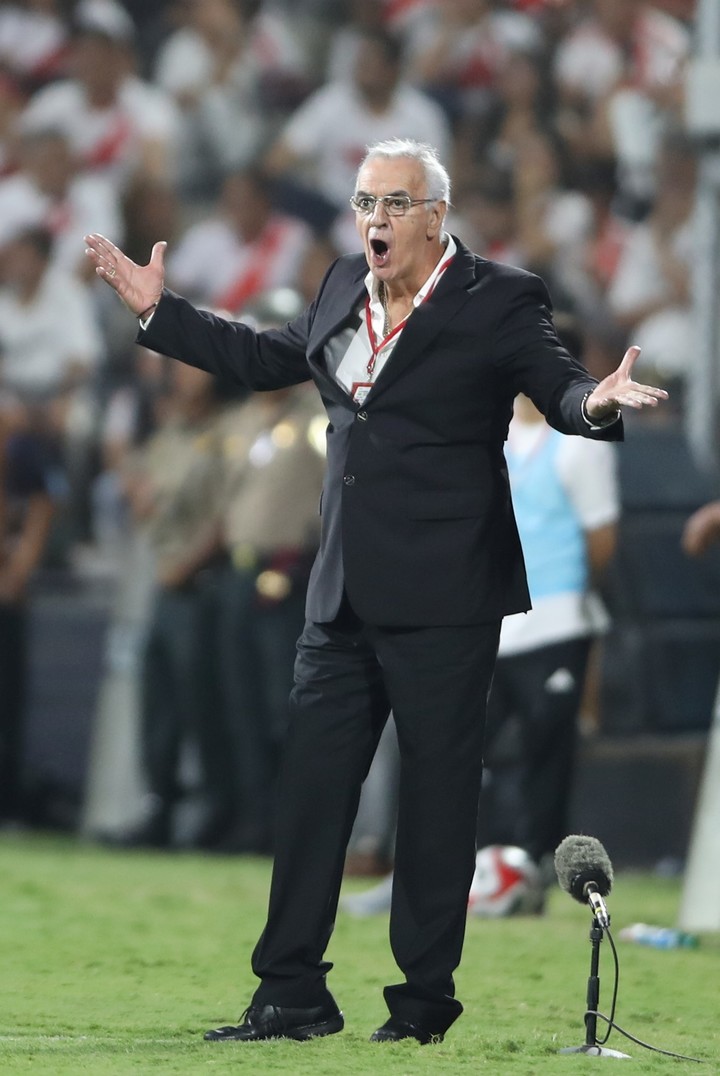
[140,238,622,627]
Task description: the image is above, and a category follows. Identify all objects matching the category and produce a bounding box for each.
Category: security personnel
[210,380,326,852]
[0,413,57,827]
[118,361,230,848]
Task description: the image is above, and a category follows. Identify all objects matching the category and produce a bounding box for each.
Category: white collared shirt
[331,235,457,401]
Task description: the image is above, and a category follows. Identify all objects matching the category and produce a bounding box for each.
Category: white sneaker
[340,872,394,916]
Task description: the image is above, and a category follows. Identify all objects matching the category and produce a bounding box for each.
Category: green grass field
[0,832,717,1075]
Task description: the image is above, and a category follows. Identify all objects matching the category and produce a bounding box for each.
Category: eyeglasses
[349,194,436,217]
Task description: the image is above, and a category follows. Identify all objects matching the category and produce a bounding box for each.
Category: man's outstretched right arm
[84,233,312,391]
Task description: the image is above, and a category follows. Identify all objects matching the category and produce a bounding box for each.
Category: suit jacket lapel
[364,241,477,403]
[304,240,479,407]
[306,268,366,405]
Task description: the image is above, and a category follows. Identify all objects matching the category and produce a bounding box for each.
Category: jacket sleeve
[491,270,623,442]
[137,289,315,392]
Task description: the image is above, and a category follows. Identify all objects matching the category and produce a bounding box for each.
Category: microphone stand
[559,914,631,1058]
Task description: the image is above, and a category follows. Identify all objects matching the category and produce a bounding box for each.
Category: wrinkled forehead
[355,155,427,197]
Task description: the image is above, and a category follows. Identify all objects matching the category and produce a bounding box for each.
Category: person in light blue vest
[478,382,619,875]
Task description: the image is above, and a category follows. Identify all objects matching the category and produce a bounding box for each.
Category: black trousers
[216,562,307,846]
[251,602,500,1034]
[139,578,226,820]
[479,636,592,864]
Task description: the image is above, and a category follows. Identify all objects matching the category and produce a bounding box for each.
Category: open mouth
[369,238,389,264]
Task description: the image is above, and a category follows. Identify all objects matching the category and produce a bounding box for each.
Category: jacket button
[356,410,368,421]
[343,474,355,486]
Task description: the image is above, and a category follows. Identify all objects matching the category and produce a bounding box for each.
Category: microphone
[554,835,614,929]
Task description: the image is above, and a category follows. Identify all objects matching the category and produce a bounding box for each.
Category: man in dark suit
[85,138,666,1045]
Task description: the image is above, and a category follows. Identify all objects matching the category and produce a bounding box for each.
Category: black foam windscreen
[555,834,614,902]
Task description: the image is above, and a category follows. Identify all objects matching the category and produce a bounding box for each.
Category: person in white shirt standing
[479,320,620,875]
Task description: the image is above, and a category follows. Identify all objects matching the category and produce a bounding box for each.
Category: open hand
[84,232,166,317]
[585,346,669,421]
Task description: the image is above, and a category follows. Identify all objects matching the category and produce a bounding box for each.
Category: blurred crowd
[0,0,705,850]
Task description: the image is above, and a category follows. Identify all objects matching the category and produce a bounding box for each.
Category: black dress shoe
[204,1002,344,1042]
[370,1017,442,1044]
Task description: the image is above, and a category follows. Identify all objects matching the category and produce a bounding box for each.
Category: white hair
[357,138,452,206]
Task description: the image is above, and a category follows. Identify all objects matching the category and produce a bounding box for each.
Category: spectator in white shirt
[324,0,448,109]
[0,124,122,278]
[264,28,451,247]
[406,0,542,128]
[0,226,102,404]
[153,0,305,200]
[0,0,69,94]
[510,131,594,309]
[21,2,180,196]
[553,0,689,214]
[0,225,104,539]
[166,165,317,311]
[606,132,696,388]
